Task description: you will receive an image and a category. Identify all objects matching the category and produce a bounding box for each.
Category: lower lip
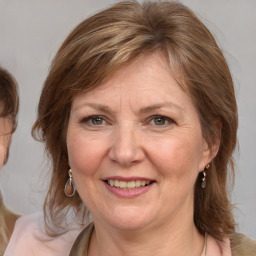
[103,182,154,198]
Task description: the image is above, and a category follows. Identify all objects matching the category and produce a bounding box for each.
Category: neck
[89,215,204,256]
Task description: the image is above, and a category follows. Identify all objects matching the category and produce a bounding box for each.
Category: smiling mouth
[106,180,153,189]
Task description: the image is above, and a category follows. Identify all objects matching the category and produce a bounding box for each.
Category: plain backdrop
[0,0,255,239]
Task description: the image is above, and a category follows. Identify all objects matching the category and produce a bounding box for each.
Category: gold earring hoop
[64,169,76,197]
[201,164,210,189]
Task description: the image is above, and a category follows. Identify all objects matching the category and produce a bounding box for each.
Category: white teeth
[127,181,135,188]
[119,181,126,188]
[107,180,151,189]
[114,180,119,187]
[135,180,141,187]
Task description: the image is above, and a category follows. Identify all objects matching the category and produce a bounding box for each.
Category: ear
[199,120,222,172]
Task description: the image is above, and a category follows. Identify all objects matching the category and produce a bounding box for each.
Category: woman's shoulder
[4,212,85,256]
[0,198,20,255]
[231,233,256,256]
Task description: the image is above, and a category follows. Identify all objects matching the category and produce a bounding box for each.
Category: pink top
[206,234,232,256]
[4,213,232,256]
[4,213,84,256]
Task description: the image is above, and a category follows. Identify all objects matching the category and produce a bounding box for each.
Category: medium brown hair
[32,1,237,240]
[0,67,19,131]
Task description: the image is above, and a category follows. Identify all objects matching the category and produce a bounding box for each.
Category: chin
[104,206,157,231]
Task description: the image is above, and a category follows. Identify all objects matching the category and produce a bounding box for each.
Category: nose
[108,125,145,167]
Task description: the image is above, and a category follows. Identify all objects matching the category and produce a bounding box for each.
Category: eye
[149,115,174,126]
[81,115,106,126]
[153,116,166,125]
[91,116,104,125]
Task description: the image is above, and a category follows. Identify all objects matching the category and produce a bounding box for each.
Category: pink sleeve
[4,213,84,256]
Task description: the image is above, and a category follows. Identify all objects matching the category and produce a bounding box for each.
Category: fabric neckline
[70,223,210,256]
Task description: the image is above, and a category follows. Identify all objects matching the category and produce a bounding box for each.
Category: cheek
[0,135,11,166]
[67,131,105,176]
[150,136,203,207]
[148,135,203,179]
[0,145,5,167]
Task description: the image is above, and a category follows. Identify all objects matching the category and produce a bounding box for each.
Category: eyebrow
[74,102,184,114]
[139,103,184,114]
[73,103,114,114]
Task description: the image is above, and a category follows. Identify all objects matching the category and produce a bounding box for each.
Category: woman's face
[67,52,214,231]
[0,115,12,170]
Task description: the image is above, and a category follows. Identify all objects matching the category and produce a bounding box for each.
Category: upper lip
[102,176,154,182]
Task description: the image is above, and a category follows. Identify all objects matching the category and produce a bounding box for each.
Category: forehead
[71,52,193,113]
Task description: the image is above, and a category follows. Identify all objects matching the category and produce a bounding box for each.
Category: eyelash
[80,114,174,128]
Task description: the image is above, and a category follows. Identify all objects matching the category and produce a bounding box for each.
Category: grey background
[0,0,255,239]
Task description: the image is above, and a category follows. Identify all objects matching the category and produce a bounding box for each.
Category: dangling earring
[201,164,210,189]
[64,169,76,197]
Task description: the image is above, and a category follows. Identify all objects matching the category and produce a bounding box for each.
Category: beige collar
[69,223,232,256]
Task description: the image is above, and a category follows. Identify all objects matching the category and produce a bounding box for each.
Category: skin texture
[67,52,219,256]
